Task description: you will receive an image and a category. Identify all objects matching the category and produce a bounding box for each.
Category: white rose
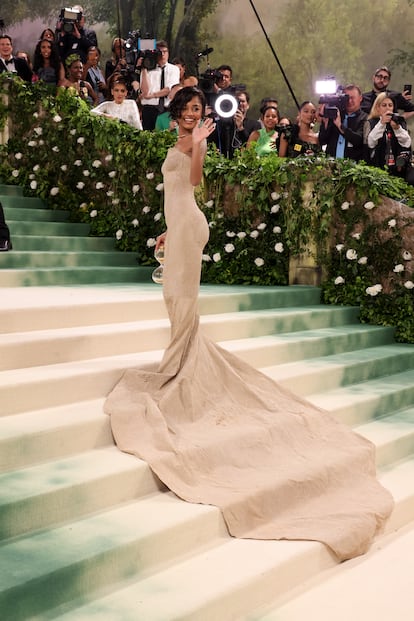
[273,226,281,234]
[404,280,414,289]
[254,257,265,267]
[108,170,116,178]
[202,254,212,262]
[393,264,404,273]
[74,160,82,166]
[52,146,59,152]
[271,204,280,213]
[53,114,62,123]
[146,237,156,247]
[154,212,162,221]
[28,141,37,147]
[336,244,344,251]
[366,284,382,296]
[105,154,113,162]
[250,230,259,239]
[364,201,375,210]
[341,201,350,210]
[33,164,40,172]
[335,276,345,285]
[96,182,104,189]
[77,137,85,144]
[226,231,236,237]
[155,183,164,191]
[131,218,139,227]
[213,252,221,262]
[132,184,140,194]
[83,170,90,177]
[111,198,120,205]
[271,191,280,200]
[15,152,23,160]
[346,249,357,260]
[388,219,397,228]
[106,191,114,197]
[60,164,68,171]
[257,223,267,231]
[237,232,246,239]
[142,206,150,214]
[76,182,85,189]
[30,180,37,189]
[358,256,368,265]
[224,243,235,253]
[146,172,155,180]
[92,160,102,168]
[403,250,412,261]
[70,129,77,135]
[274,242,284,253]
[34,127,43,135]
[351,233,360,240]
[115,229,123,240]
[50,187,59,196]
[12,169,19,177]
[90,209,97,218]
[204,200,214,208]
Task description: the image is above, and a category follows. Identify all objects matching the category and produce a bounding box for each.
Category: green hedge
[2,77,414,341]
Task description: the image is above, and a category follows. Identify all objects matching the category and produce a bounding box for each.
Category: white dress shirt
[141,62,180,108]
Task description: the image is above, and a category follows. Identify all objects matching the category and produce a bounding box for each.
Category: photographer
[233,90,260,146]
[364,92,414,185]
[319,84,367,162]
[56,5,97,63]
[139,40,180,130]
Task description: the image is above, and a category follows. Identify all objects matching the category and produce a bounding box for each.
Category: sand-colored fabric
[105,145,394,561]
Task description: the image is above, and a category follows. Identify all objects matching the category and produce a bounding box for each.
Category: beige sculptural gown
[105,142,394,562]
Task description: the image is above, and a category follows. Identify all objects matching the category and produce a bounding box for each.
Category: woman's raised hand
[192,117,216,144]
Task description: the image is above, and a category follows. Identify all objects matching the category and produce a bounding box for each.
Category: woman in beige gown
[105,87,394,562]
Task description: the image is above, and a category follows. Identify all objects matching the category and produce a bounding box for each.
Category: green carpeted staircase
[0,184,152,286]
[1,282,414,620]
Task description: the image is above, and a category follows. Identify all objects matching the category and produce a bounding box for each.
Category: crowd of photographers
[1,7,414,185]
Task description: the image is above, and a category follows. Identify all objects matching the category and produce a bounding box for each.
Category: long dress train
[104,144,394,562]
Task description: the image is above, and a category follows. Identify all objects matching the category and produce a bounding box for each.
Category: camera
[199,68,224,93]
[59,7,82,34]
[125,30,160,72]
[390,112,405,125]
[318,93,349,118]
[395,150,412,169]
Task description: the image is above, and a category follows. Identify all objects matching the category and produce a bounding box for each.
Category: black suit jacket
[0,57,33,82]
[319,108,367,161]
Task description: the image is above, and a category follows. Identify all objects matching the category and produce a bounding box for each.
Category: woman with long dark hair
[105,86,393,563]
[32,38,64,86]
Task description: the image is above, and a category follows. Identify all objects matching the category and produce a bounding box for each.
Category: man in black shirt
[361,66,414,119]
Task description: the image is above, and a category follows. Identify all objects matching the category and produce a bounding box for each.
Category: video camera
[315,78,349,119]
[59,7,82,34]
[125,30,160,72]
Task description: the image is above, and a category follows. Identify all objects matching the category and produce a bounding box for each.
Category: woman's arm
[190,118,216,186]
[247,130,259,148]
[278,133,288,157]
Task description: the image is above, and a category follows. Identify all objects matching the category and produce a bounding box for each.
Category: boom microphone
[197,46,214,58]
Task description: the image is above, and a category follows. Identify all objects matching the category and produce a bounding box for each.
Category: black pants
[141,105,161,131]
[0,202,11,242]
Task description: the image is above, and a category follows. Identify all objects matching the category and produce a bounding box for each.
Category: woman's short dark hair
[168,86,206,121]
